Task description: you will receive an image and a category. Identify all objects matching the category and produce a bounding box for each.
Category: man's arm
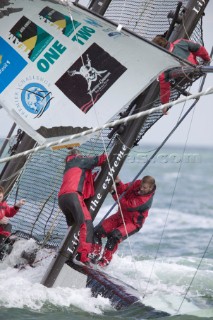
[5,199,25,218]
[188,41,211,62]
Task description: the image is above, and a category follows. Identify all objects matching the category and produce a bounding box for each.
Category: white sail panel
[0,0,181,145]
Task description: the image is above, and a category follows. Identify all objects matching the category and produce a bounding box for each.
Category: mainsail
[0,0,210,311]
[0,0,180,146]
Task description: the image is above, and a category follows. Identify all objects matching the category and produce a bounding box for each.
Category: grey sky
[0,0,212,147]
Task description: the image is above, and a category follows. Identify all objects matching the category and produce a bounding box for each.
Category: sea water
[0,143,212,320]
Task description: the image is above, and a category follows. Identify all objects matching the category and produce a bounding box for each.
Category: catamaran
[0,0,212,314]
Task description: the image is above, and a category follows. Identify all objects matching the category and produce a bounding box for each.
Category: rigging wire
[67,1,150,292]
[176,233,213,314]
[66,1,122,200]
[132,0,156,33]
[143,96,195,299]
[95,95,202,227]
[66,2,113,160]
[70,2,142,285]
[175,58,213,312]
[66,3,140,284]
[93,75,207,299]
[143,63,210,297]
[0,87,212,165]
[66,2,101,155]
[67,1,163,293]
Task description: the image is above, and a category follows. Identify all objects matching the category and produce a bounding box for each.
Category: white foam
[0,235,212,316]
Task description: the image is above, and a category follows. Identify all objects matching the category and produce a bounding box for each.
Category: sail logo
[72,25,96,45]
[0,37,27,94]
[67,54,108,91]
[37,40,67,73]
[8,16,54,62]
[39,6,81,38]
[56,43,127,113]
[20,83,53,118]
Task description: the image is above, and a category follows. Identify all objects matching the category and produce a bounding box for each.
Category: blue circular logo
[21,83,52,117]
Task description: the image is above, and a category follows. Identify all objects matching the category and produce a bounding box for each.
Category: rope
[133,0,156,32]
[176,234,213,314]
[66,3,144,291]
[93,74,207,298]
[95,93,202,227]
[66,1,119,199]
[142,63,210,299]
[143,95,196,299]
[1,87,213,165]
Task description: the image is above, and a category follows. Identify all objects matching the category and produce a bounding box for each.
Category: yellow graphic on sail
[19,36,37,52]
[52,19,66,30]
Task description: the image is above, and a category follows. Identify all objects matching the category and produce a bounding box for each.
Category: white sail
[0,0,181,145]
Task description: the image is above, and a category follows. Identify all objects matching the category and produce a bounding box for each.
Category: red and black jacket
[112,180,156,228]
[58,153,106,199]
[0,201,19,237]
[159,39,211,104]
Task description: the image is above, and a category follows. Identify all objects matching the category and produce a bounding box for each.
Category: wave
[0,239,212,318]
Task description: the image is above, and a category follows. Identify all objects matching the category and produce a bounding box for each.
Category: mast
[41,0,209,287]
[169,0,209,42]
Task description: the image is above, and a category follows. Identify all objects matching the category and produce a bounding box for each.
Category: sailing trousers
[94,212,141,264]
[58,192,93,263]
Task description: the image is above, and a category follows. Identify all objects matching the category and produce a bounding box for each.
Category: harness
[127,194,154,214]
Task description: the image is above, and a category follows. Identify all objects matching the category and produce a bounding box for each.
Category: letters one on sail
[0,0,180,145]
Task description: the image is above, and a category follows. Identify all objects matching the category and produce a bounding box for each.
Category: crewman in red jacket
[152,36,211,114]
[92,175,156,267]
[0,186,25,246]
[58,148,107,264]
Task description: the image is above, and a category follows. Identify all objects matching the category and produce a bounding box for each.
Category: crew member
[58,148,107,264]
[0,185,25,258]
[152,36,211,114]
[93,176,156,267]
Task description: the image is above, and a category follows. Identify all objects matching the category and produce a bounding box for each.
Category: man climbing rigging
[152,35,211,114]
[92,175,156,267]
[58,148,107,265]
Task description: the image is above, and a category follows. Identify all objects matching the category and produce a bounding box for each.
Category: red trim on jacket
[58,153,107,198]
[0,201,19,237]
[112,180,155,227]
[159,39,210,104]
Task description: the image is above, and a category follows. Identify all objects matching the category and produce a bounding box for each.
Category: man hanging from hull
[152,35,211,114]
[92,176,156,267]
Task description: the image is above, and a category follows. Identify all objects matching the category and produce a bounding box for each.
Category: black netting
[6,0,204,248]
[104,0,203,43]
[9,131,114,248]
